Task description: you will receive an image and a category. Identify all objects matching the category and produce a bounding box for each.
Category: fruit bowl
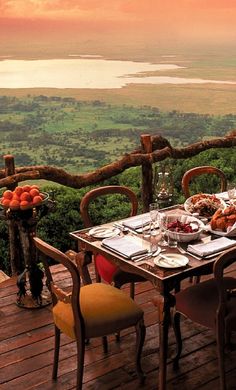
[165,214,205,243]
[0,185,49,211]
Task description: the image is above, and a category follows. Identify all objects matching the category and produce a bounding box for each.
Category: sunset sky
[1,0,236,53]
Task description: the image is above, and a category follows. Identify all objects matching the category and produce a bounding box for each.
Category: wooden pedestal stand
[4,204,52,309]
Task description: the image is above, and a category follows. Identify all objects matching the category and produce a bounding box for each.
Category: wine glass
[149,202,159,235]
[158,212,168,246]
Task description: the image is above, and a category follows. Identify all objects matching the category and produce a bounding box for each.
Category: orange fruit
[14,186,24,196]
[3,190,13,200]
[33,195,43,205]
[20,200,31,210]
[2,198,11,207]
[20,192,32,202]
[30,185,39,190]
[12,193,20,201]
[9,199,20,210]
[22,185,31,192]
[29,188,40,198]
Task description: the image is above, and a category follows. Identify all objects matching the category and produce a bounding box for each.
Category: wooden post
[140,134,153,212]
[3,155,22,274]
[4,155,17,191]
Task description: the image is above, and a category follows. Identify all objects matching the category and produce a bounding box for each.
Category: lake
[0,57,235,89]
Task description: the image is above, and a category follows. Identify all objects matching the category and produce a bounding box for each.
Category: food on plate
[187,193,223,217]
[210,205,236,232]
[0,185,46,210]
[167,220,199,233]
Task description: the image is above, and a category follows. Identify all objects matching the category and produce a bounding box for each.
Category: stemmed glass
[149,202,159,236]
[158,212,168,246]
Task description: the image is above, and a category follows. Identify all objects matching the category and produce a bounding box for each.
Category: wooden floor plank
[0,264,236,389]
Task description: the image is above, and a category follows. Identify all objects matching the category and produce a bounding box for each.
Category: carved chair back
[182,165,227,199]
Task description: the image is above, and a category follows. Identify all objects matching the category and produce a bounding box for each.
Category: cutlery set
[177,245,225,260]
[113,224,227,264]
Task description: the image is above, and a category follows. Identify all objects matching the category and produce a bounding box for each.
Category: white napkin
[122,214,151,230]
[102,236,148,259]
[187,237,236,257]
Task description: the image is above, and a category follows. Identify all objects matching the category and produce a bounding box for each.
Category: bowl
[165,214,205,243]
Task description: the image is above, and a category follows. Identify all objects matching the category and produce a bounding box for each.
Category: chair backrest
[182,166,227,199]
[33,237,83,325]
[214,247,236,312]
[80,185,138,228]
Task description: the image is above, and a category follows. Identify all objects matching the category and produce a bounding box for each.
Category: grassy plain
[1,82,235,115]
[0,47,235,174]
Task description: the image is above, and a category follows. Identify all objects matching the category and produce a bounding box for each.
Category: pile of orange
[0,185,45,210]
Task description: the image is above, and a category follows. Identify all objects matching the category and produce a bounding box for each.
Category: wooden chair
[181,166,227,199]
[33,236,146,389]
[173,247,236,390]
[80,185,146,299]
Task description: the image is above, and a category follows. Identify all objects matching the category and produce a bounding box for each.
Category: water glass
[167,235,178,248]
[227,185,236,203]
[149,202,159,235]
[142,217,151,238]
[158,212,168,246]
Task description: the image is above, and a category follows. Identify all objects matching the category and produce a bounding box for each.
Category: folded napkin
[187,237,236,257]
[102,236,148,259]
[122,214,151,230]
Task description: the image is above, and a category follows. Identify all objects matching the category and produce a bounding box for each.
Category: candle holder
[153,168,173,208]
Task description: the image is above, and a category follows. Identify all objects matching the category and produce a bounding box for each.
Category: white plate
[184,193,226,217]
[205,224,236,237]
[88,227,120,239]
[154,253,189,268]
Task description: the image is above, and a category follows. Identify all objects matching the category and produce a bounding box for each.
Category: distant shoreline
[1,82,235,115]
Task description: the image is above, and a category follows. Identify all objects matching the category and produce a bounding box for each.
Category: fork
[176,244,201,260]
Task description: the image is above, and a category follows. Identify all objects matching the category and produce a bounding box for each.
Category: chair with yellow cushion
[33,237,146,389]
[80,185,146,299]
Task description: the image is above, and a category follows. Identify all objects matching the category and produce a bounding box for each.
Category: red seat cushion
[95,254,118,284]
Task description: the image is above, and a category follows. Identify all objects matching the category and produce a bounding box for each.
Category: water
[0,57,235,89]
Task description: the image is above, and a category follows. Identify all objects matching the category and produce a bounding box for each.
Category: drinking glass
[149,202,159,235]
[158,212,168,246]
[227,185,236,204]
[142,217,151,238]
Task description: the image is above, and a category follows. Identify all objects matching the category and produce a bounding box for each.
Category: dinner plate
[184,193,226,217]
[88,227,120,239]
[154,253,189,268]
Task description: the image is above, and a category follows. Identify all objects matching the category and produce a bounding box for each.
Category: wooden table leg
[152,292,175,390]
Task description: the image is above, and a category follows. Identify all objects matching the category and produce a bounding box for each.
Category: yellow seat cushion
[52,283,144,339]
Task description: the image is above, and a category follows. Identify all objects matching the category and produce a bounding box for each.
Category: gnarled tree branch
[0,134,236,189]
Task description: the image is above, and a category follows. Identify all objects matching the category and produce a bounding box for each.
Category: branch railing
[1,132,236,211]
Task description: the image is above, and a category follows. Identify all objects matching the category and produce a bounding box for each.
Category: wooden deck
[1,263,236,390]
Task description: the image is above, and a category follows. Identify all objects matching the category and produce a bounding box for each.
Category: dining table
[69,203,236,390]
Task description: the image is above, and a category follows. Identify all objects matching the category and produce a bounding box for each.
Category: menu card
[102,236,148,259]
[187,237,236,257]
